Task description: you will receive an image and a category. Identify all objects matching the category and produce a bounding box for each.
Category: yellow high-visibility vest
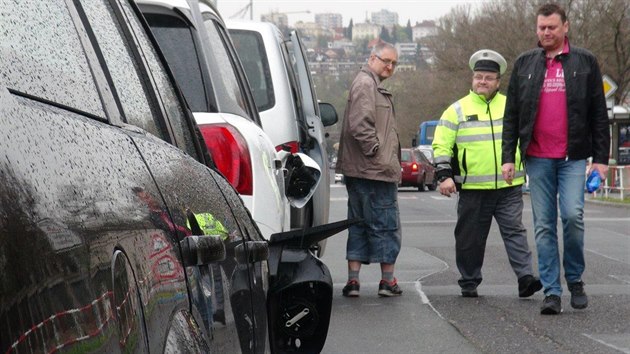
[433,91,525,190]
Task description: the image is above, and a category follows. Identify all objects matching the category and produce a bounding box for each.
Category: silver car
[227,20,338,255]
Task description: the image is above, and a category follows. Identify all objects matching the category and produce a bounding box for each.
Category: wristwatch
[438,176,451,183]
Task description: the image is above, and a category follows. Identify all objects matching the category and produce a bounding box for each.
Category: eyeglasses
[473,74,499,82]
[374,54,398,67]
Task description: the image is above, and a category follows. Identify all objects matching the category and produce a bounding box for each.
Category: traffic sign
[603,75,617,99]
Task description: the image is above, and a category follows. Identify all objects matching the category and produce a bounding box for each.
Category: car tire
[418,174,426,192]
[427,179,437,191]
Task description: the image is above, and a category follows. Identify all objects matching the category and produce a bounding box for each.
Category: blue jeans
[526,157,586,296]
[345,176,401,264]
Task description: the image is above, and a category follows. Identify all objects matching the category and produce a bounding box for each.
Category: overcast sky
[216,0,488,27]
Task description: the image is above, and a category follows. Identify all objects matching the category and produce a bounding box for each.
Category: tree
[406,20,413,41]
[565,0,630,104]
[316,34,331,50]
[428,0,630,105]
[346,18,353,39]
[379,26,391,42]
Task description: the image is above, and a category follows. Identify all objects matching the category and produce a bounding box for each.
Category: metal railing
[595,165,630,199]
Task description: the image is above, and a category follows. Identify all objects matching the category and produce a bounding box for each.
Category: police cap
[469,49,507,75]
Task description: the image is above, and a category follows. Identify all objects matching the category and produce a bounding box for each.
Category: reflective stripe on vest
[454,170,525,183]
[456,132,502,143]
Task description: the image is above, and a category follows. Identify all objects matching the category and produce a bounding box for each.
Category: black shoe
[568,281,588,309]
[540,295,562,315]
[461,288,478,298]
[518,275,543,298]
[342,279,360,297]
[378,278,402,297]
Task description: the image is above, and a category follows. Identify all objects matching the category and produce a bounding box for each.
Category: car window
[401,150,411,162]
[288,32,319,116]
[0,1,105,118]
[144,12,210,113]
[82,0,168,140]
[202,19,250,119]
[228,29,275,112]
[280,41,306,124]
[415,151,429,164]
[119,0,198,158]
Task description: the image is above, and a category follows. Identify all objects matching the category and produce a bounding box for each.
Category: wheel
[417,174,426,191]
[427,178,437,191]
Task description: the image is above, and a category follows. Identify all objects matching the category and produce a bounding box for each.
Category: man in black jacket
[501,3,610,315]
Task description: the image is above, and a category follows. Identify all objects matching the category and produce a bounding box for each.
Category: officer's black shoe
[461,287,478,298]
[518,275,543,298]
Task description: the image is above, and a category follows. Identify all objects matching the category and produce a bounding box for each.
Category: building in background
[352,22,379,41]
[371,9,399,28]
[294,21,335,41]
[315,13,343,30]
[395,42,417,58]
[261,12,288,28]
[412,20,438,41]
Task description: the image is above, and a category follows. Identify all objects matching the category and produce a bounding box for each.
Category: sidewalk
[522,190,630,209]
[321,231,481,354]
[584,193,630,208]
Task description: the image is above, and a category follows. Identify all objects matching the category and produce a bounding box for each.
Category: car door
[138,0,289,239]
[111,1,269,351]
[0,1,184,352]
[287,31,332,230]
[79,0,264,351]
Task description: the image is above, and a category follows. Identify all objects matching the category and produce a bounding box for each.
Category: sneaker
[568,281,588,309]
[518,275,543,298]
[342,279,360,297]
[540,295,562,315]
[461,288,478,298]
[378,278,402,297]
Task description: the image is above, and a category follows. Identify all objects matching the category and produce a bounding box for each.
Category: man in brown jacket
[336,41,402,297]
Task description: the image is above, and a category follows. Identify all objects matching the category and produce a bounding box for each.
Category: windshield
[228,29,275,112]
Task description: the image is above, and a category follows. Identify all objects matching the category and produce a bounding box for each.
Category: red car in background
[400,148,436,191]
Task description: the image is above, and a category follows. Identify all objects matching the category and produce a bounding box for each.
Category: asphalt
[321,183,627,353]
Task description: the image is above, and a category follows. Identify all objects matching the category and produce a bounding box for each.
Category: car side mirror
[318,102,338,127]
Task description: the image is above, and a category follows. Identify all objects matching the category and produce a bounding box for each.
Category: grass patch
[590,196,630,204]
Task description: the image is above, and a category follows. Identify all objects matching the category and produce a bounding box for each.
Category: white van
[227,21,338,254]
[139,0,292,239]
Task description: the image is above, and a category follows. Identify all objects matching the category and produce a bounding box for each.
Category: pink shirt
[526,39,570,158]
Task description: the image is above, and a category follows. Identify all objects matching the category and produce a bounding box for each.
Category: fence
[595,165,630,199]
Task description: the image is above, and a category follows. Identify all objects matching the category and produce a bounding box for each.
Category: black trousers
[455,186,534,289]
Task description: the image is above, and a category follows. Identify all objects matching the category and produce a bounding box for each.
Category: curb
[524,191,630,209]
[584,196,630,209]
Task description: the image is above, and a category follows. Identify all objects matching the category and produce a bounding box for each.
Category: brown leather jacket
[336,66,401,183]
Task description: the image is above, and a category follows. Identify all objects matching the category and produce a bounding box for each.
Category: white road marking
[585,248,625,263]
[582,333,630,354]
[609,275,630,284]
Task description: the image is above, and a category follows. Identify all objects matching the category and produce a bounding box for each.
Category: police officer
[432,49,542,298]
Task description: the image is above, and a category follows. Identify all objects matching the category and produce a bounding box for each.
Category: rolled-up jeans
[526,157,586,296]
[345,176,401,264]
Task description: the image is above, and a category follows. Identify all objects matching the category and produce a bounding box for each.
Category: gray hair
[371,41,396,56]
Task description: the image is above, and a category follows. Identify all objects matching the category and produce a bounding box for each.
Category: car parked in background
[227,20,338,255]
[0,1,345,353]
[400,148,437,191]
[417,144,435,164]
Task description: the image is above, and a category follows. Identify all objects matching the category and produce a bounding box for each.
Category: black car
[0,1,345,353]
